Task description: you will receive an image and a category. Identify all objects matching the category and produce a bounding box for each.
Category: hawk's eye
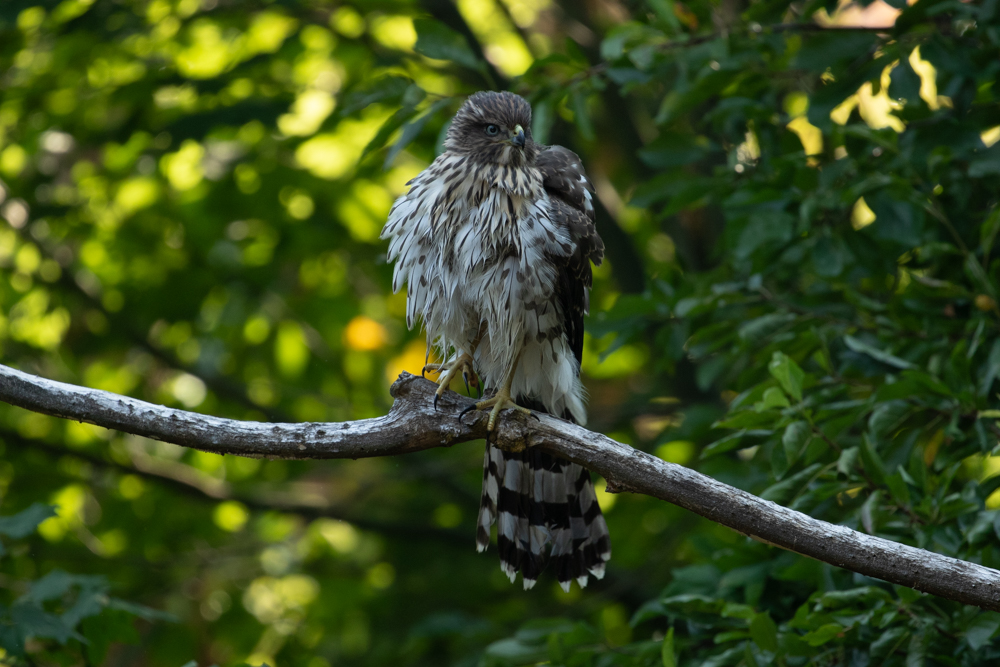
[485,124,500,136]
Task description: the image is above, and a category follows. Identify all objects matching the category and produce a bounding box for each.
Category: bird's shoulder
[535,145,603,266]
[535,145,594,218]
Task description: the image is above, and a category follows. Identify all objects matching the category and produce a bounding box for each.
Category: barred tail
[476,442,611,591]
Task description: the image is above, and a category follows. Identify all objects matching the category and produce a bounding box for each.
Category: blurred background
[1,0,999,665]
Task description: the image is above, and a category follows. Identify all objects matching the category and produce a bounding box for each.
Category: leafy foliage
[0,504,161,662]
[0,0,999,665]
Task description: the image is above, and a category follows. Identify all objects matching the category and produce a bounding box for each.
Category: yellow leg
[423,351,480,406]
[460,356,532,431]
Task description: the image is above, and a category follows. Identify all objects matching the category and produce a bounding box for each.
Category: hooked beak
[510,124,526,148]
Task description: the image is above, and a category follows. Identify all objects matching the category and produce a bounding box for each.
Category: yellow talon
[458,357,531,431]
[479,391,532,431]
[424,352,478,407]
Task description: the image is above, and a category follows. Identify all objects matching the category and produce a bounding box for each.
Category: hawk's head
[445,91,539,166]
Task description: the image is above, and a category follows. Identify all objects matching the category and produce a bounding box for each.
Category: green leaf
[413,19,480,69]
[866,191,925,248]
[631,600,667,625]
[756,387,791,411]
[885,469,912,507]
[10,603,83,644]
[714,409,777,429]
[888,54,922,106]
[794,31,879,72]
[965,611,1000,650]
[701,430,747,458]
[978,339,1000,396]
[768,352,805,402]
[0,503,55,555]
[859,434,888,486]
[660,593,725,615]
[697,646,745,667]
[384,98,452,168]
[907,629,926,667]
[871,627,908,657]
[969,146,1000,178]
[531,96,554,146]
[362,105,419,161]
[571,88,595,142]
[661,626,676,667]
[893,585,923,604]
[836,447,859,479]
[638,132,712,170]
[484,637,548,662]
[24,570,88,603]
[782,421,811,466]
[844,335,916,370]
[749,612,778,652]
[760,464,822,504]
[720,603,756,620]
[801,623,843,646]
[818,587,892,608]
[647,0,683,32]
[868,401,909,437]
[514,618,576,643]
[339,76,411,116]
[106,598,176,622]
[861,490,882,534]
[736,212,795,262]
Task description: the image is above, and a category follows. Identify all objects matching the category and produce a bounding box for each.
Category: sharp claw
[458,403,478,423]
[434,393,440,411]
[530,412,540,422]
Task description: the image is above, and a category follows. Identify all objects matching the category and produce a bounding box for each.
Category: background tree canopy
[1,0,1000,664]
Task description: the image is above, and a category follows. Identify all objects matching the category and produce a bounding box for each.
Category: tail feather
[476,445,505,552]
[478,439,612,590]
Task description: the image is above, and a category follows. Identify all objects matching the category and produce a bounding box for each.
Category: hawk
[381,91,610,590]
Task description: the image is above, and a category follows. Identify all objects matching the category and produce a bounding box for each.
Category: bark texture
[1,363,998,610]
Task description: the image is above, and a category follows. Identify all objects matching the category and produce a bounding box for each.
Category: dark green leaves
[5,1,1000,666]
[638,132,713,169]
[794,31,879,72]
[965,611,1000,650]
[384,98,453,169]
[0,503,54,554]
[413,19,481,70]
[0,569,155,656]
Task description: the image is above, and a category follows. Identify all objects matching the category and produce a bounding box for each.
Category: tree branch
[2,363,999,610]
